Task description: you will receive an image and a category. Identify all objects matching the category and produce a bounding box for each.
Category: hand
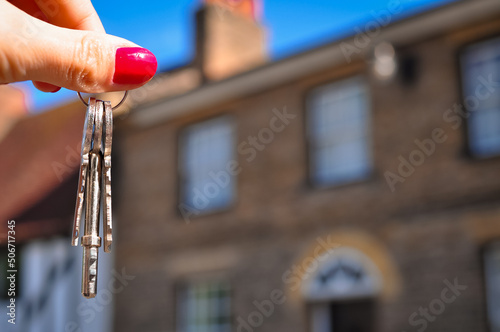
[0,0,157,93]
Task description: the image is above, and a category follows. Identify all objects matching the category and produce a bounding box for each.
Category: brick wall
[113,16,500,332]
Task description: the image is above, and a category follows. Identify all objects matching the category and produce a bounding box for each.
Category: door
[330,300,374,332]
[310,299,375,332]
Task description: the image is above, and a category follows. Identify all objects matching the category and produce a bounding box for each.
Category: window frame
[305,75,373,189]
[458,35,500,160]
[482,240,500,332]
[175,279,232,332]
[177,114,237,219]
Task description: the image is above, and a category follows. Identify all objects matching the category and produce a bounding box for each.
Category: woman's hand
[0,0,157,93]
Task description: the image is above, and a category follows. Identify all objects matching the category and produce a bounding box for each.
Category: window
[307,77,372,186]
[180,116,235,213]
[177,281,231,332]
[484,241,500,332]
[461,37,500,158]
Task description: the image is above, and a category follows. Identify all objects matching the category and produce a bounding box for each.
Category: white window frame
[484,241,500,332]
[460,37,500,158]
[177,280,232,332]
[307,76,372,187]
[179,116,236,214]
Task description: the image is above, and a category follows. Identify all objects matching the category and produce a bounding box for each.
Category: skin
[0,0,151,93]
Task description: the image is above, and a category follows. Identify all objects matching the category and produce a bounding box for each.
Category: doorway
[303,247,381,332]
[310,299,375,332]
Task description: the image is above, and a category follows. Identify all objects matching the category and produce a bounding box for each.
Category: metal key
[72,98,97,246]
[101,101,113,253]
[73,92,126,299]
[81,100,103,298]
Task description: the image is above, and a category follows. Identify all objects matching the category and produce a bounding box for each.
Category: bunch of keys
[72,92,127,298]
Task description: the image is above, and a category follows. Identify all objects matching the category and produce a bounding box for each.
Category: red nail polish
[113,47,157,85]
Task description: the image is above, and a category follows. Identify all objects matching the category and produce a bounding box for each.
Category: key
[72,98,97,246]
[101,101,113,253]
[81,100,103,298]
[73,91,126,299]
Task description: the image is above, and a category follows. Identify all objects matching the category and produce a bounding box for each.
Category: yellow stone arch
[285,229,402,303]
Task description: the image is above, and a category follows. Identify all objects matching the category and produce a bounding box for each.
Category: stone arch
[301,246,382,302]
[292,230,401,332]
[287,229,401,302]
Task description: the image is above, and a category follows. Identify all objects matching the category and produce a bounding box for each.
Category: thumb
[1,8,157,93]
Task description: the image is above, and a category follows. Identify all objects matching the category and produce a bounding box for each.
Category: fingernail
[50,87,61,93]
[113,47,157,85]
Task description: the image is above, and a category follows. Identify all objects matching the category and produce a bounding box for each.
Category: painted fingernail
[113,47,157,85]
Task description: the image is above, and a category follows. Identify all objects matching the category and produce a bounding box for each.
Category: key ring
[78,91,128,110]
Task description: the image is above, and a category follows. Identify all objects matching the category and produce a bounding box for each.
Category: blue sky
[24,0,457,112]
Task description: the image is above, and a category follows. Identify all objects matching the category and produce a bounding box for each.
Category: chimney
[195,0,267,81]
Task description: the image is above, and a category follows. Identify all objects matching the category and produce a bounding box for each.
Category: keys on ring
[72,95,117,298]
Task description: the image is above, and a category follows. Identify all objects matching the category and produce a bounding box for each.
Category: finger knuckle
[68,34,105,91]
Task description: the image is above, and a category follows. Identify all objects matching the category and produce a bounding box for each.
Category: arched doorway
[302,247,382,332]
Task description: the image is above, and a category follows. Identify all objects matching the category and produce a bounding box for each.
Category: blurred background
[1,0,500,331]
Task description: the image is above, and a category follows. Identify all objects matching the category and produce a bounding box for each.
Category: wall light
[372,42,398,82]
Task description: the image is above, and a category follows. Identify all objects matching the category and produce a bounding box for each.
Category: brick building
[112,0,500,331]
[2,0,500,332]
